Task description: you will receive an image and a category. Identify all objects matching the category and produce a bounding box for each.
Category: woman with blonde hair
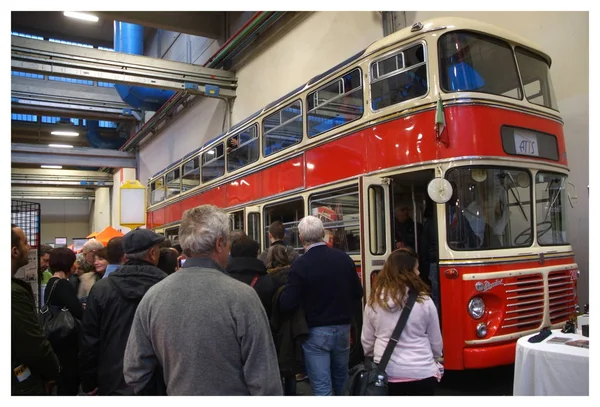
[361,248,442,396]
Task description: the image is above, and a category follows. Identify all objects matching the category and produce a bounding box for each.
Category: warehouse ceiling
[10,11,246,172]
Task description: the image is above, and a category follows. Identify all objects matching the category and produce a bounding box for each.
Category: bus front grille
[502,274,544,329]
[548,270,577,324]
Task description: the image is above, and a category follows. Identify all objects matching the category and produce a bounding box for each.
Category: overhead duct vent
[114,21,176,111]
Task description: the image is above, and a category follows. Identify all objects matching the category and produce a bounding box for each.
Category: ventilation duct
[85,120,126,150]
[114,21,175,111]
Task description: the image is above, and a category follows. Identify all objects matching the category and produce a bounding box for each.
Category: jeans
[429,263,439,310]
[302,324,351,396]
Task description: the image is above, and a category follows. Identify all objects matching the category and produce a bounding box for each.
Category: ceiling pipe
[114,21,176,111]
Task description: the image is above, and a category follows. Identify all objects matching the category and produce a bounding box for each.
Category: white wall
[138,11,383,182]
[404,11,589,306]
[232,11,383,123]
[145,30,220,65]
[40,221,90,246]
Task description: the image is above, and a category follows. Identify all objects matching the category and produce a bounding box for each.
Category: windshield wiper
[506,172,528,221]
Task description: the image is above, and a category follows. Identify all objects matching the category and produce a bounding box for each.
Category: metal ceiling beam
[93,11,225,40]
[11,186,96,200]
[11,76,138,120]
[11,143,136,168]
[12,36,237,98]
[11,168,113,187]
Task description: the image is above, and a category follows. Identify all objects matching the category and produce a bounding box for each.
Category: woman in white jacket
[361,248,443,395]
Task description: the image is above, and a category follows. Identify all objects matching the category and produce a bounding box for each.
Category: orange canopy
[94,226,124,246]
[86,231,99,239]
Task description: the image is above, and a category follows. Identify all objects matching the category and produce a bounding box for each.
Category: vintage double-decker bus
[145,17,580,370]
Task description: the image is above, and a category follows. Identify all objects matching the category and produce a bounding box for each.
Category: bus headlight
[468,297,486,319]
[476,323,488,338]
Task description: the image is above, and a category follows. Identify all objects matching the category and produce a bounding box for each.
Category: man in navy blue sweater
[280,215,363,396]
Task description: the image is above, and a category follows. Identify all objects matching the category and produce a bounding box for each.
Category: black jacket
[271,286,308,377]
[79,260,167,395]
[280,245,363,328]
[11,277,60,395]
[226,257,279,320]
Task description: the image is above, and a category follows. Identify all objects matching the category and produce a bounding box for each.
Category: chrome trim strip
[462,263,578,281]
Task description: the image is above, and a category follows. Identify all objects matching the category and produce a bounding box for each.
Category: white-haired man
[81,239,104,272]
[280,215,363,396]
[124,205,282,395]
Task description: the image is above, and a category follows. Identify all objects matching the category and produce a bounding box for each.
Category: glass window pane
[368,186,386,255]
[182,157,200,192]
[445,167,533,250]
[309,186,360,254]
[165,168,181,199]
[371,65,427,110]
[516,47,558,110]
[535,173,568,245]
[263,199,304,252]
[202,144,224,183]
[248,212,261,247]
[150,177,165,205]
[227,125,259,172]
[229,210,244,232]
[439,31,521,99]
[263,100,303,156]
[307,69,363,138]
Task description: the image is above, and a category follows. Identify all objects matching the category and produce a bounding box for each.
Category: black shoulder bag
[38,278,78,348]
[344,290,418,396]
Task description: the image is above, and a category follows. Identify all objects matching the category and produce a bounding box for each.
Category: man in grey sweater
[123,205,282,395]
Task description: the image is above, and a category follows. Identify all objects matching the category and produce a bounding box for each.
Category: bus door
[244,205,262,250]
[360,175,393,304]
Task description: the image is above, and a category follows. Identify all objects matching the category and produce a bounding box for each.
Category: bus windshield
[439,31,521,98]
[445,167,533,250]
[439,31,556,110]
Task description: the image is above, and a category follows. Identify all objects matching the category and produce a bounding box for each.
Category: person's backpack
[343,290,418,396]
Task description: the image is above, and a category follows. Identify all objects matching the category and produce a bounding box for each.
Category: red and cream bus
[145,17,580,370]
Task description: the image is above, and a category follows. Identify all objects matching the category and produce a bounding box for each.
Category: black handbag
[344,290,418,396]
[38,279,78,347]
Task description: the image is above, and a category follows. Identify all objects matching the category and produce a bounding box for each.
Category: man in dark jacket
[79,229,167,395]
[226,236,279,320]
[280,216,363,396]
[11,224,60,395]
[259,221,299,266]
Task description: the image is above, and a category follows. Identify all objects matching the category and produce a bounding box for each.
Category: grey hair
[125,247,153,261]
[179,205,229,256]
[298,216,325,245]
[82,239,104,252]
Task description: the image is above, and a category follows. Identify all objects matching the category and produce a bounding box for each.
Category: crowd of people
[11,203,444,396]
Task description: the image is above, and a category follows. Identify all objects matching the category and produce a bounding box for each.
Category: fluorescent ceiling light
[49,144,73,148]
[51,131,79,137]
[63,11,99,22]
[41,165,63,169]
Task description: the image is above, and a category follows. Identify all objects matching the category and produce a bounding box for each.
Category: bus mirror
[567,182,578,208]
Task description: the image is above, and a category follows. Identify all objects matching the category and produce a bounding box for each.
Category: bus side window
[263,198,304,251]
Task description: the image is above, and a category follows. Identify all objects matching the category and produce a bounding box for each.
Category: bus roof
[366,17,551,66]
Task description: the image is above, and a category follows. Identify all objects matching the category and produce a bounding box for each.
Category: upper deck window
[263,100,302,157]
[202,143,224,183]
[165,167,181,199]
[370,43,428,110]
[439,31,522,100]
[307,68,363,137]
[227,124,259,172]
[150,177,165,205]
[515,47,558,110]
[182,157,200,192]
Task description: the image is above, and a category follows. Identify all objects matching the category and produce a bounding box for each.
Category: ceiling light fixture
[49,144,74,149]
[63,11,99,22]
[41,165,63,169]
[50,130,79,137]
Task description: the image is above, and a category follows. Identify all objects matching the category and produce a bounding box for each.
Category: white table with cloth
[513,329,589,396]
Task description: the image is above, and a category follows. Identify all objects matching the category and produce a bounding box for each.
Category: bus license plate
[514,131,539,157]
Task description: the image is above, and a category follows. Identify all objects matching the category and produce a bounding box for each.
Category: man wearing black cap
[80,229,167,396]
